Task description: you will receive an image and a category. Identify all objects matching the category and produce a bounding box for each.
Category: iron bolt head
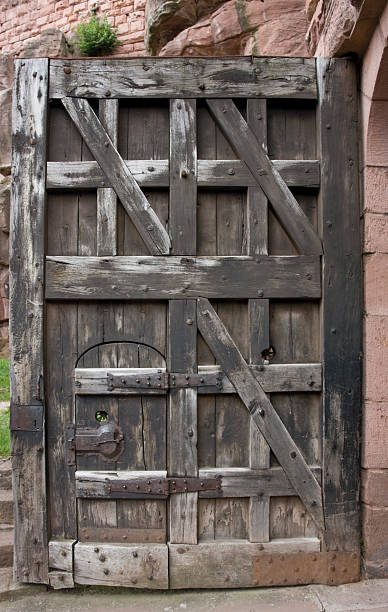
[63,66,71,74]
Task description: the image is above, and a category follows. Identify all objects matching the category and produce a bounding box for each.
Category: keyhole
[261,346,276,362]
[95,410,108,423]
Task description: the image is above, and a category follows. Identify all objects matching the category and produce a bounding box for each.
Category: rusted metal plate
[68,421,124,464]
[105,476,222,498]
[252,551,360,587]
[79,527,166,544]
[107,371,223,391]
[10,404,43,432]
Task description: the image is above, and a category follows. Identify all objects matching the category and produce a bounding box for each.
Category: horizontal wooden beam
[75,467,321,499]
[46,159,320,190]
[46,255,321,300]
[74,364,322,395]
[50,58,317,99]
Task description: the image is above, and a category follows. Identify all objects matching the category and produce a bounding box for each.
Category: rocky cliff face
[145,0,309,57]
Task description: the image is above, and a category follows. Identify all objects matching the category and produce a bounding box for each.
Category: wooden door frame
[10,56,361,585]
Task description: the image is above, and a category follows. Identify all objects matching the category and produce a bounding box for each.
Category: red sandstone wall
[0,0,147,57]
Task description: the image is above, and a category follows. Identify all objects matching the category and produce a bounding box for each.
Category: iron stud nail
[63,66,71,74]
[200,482,204,487]
[259,409,265,417]
[200,378,204,383]
[136,484,140,489]
[132,551,138,558]
[186,318,193,325]
[257,289,264,297]
[105,90,111,97]
[94,548,99,553]
[228,168,235,175]
[99,554,106,562]
[136,379,140,383]
[199,83,205,90]
[290,451,297,458]
[148,575,153,580]
[103,569,109,575]
[104,141,109,147]
[177,103,182,109]
[148,166,154,172]
[147,480,151,484]
[181,169,188,178]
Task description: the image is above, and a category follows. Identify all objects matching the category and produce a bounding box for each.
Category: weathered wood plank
[168,300,198,544]
[170,99,197,254]
[49,540,75,572]
[61,97,171,255]
[46,159,320,189]
[97,99,118,256]
[207,99,322,256]
[50,58,317,99]
[48,571,74,590]
[10,58,49,584]
[247,98,271,543]
[317,58,361,552]
[75,467,321,499]
[169,538,320,589]
[74,363,322,395]
[46,255,321,300]
[74,543,169,588]
[197,298,324,531]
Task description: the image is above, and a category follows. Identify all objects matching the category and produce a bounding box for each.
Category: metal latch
[67,421,124,466]
[107,371,223,391]
[104,476,222,498]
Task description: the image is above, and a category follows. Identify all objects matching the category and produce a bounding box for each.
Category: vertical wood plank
[97,99,118,256]
[170,99,197,255]
[317,58,361,552]
[168,299,198,544]
[247,99,270,543]
[10,58,49,583]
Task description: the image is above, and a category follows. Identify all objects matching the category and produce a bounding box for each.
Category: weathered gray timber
[170,99,197,254]
[61,97,171,255]
[207,99,322,256]
[97,99,118,256]
[74,363,322,395]
[75,467,322,500]
[169,539,320,589]
[247,98,270,542]
[45,255,321,299]
[317,58,361,552]
[50,58,317,99]
[10,58,49,584]
[74,543,169,588]
[197,298,324,532]
[46,159,320,189]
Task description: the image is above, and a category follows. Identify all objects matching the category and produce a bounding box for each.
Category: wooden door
[10,57,361,589]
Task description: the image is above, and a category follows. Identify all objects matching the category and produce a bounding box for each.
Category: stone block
[0,180,10,236]
[159,0,308,57]
[364,213,388,254]
[366,101,388,166]
[364,254,388,315]
[361,469,388,506]
[362,401,388,469]
[20,29,72,58]
[305,0,319,21]
[364,166,388,213]
[0,55,13,91]
[0,90,11,170]
[363,315,388,402]
[362,505,388,579]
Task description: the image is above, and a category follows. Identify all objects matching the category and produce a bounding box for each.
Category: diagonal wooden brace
[206,99,322,256]
[61,97,171,255]
[197,297,324,531]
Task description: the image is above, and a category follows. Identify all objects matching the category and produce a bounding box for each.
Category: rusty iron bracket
[104,476,222,498]
[252,551,360,587]
[10,404,43,432]
[107,371,223,391]
[67,421,124,465]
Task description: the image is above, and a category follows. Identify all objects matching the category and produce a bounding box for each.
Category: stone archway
[360,3,388,579]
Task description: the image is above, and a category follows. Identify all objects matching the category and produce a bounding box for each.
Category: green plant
[0,408,10,458]
[0,359,9,402]
[76,13,120,56]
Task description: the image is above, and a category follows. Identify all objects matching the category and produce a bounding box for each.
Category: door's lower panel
[74,543,169,588]
[169,538,320,589]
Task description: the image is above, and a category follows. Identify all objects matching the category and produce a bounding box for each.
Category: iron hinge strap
[105,476,222,497]
[107,371,223,391]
